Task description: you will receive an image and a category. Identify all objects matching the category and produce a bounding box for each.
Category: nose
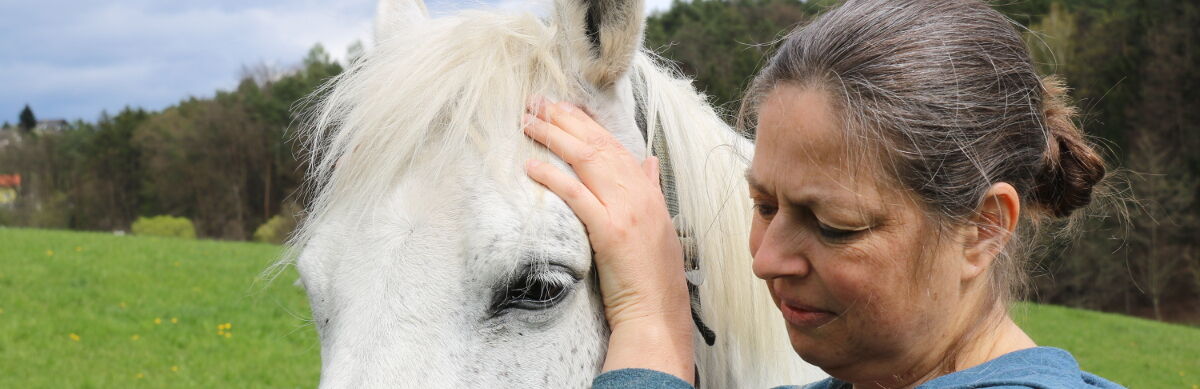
[751,219,811,280]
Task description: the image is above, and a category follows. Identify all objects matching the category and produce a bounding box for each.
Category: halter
[636,98,718,348]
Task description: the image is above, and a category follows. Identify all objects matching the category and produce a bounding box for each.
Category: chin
[785,323,851,377]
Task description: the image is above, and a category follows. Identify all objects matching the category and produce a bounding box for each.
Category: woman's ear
[961,183,1020,281]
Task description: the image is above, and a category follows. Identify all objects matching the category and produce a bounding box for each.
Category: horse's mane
[278,8,817,387]
[630,55,819,386]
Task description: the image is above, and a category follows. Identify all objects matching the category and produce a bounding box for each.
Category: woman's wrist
[602,311,696,385]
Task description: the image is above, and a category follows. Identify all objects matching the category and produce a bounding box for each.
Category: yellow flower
[69,333,80,341]
[0,307,5,315]
[174,261,181,267]
[171,365,180,372]
[135,373,145,379]
[217,330,224,336]
[131,334,140,341]
[74,246,82,252]
[154,318,162,325]
[170,317,178,324]
[224,332,232,339]
[45,249,54,256]
[119,302,127,309]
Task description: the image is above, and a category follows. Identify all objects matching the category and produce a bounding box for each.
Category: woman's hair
[740,0,1106,307]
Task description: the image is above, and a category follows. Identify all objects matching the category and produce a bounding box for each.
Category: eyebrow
[744,168,834,211]
[744,168,768,194]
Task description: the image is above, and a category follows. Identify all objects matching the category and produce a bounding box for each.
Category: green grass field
[1,227,1196,387]
[0,228,317,387]
[1014,303,1199,388]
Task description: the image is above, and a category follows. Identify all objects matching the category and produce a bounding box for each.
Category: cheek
[819,245,907,315]
[824,244,937,336]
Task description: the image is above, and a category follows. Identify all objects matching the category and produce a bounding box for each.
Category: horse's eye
[492,265,579,315]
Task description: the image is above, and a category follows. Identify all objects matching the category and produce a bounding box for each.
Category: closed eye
[816,221,868,241]
[490,264,580,316]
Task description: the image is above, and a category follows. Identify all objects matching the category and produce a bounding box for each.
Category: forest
[1,0,1195,324]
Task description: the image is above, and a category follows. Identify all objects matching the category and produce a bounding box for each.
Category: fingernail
[526,96,543,111]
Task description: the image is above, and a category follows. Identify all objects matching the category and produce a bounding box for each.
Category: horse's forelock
[284,11,579,256]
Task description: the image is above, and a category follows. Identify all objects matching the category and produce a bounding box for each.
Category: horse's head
[291,0,654,386]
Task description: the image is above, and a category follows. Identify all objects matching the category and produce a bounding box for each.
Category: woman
[522,0,1123,387]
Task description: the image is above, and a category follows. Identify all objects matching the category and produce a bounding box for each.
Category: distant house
[34,119,69,133]
[0,120,69,147]
[0,126,19,150]
[0,174,19,207]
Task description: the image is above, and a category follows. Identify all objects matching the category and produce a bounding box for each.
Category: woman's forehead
[749,85,905,209]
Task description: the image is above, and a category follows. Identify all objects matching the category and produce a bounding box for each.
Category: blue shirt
[592,347,1125,389]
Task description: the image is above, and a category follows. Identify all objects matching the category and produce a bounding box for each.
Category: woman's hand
[523,99,695,383]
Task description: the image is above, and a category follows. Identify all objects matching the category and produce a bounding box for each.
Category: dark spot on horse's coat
[584,4,602,54]
[324,318,330,326]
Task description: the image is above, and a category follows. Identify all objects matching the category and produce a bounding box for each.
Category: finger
[532,100,603,141]
[523,114,596,166]
[642,157,662,191]
[524,159,607,224]
[525,113,633,195]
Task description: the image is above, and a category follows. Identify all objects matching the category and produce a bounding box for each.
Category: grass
[0,227,317,388]
[1014,302,1199,388]
[1,227,1196,387]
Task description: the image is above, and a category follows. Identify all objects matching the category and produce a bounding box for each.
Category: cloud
[0,0,679,122]
[0,0,375,121]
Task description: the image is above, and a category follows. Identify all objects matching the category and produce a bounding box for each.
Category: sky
[0,0,674,123]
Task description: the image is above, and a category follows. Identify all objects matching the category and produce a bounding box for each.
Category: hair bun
[1031,76,1106,218]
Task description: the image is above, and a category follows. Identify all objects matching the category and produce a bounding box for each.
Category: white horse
[282,0,823,386]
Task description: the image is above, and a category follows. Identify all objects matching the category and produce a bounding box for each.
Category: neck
[949,315,1036,373]
[851,307,1037,389]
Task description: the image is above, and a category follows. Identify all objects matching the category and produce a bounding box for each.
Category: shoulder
[918,347,1125,389]
[593,369,694,389]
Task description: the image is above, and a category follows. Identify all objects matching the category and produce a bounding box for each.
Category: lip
[777,299,837,328]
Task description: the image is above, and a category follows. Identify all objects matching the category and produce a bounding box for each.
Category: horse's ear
[375,0,429,44]
[555,0,646,89]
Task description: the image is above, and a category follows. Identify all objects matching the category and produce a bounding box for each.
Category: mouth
[777,299,837,328]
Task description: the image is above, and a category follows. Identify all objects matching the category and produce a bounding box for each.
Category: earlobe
[961,183,1020,282]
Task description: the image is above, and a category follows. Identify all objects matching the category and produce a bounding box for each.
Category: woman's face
[748,85,971,383]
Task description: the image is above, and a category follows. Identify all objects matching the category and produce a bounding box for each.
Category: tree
[18,104,36,133]
[645,0,814,113]
[1123,1,1200,320]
